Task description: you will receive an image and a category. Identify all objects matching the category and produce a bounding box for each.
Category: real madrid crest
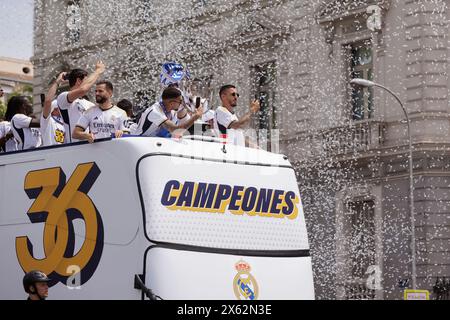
[233,260,259,300]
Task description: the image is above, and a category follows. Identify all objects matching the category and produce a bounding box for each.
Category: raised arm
[43,72,67,119]
[228,99,260,129]
[161,106,203,133]
[67,61,106,103]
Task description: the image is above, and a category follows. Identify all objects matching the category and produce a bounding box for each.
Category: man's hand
[194,105,204,119]
[68,61,106,103]
[56,72,68,86]
[87,133,95,144]
[95,61,106,74]
[250,99,260,114]
[115,130,123,139]
[229,100,259,130]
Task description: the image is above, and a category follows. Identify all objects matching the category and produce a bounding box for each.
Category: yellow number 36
[15,162,104,286]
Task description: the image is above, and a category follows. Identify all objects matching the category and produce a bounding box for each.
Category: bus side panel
[0,144,144,299]
[145,247,315,300]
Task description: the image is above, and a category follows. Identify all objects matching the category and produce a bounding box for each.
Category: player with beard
[72,81,126,143]
[214,85,260,147]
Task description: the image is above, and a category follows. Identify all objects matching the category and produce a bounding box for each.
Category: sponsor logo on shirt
[93,123,115,131]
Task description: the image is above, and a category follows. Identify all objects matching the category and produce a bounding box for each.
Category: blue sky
[0,0,34,60]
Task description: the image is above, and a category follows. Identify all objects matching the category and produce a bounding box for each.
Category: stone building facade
[33,0,450,299]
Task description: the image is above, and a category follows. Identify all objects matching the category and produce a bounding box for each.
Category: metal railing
[318,120,385,156]
[344,278,376,300]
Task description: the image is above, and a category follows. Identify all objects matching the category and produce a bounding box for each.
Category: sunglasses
[231,92,240,97]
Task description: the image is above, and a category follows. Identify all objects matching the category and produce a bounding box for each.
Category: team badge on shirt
[54,128,65,144]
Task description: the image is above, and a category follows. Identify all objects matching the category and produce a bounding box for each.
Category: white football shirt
[133,102,191,137]
[57,91,95,143]
[0,121,18,152]
[40,114,66,146]
[134,102,170,137]
[122,118,136,134]
[10,114,42,150]
[76,105,126,139]
[214,106,245,146]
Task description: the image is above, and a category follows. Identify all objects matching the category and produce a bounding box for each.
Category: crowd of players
[0,62,260,152]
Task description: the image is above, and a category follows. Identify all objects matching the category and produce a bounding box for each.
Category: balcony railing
[317,120,385,157]
[344,278,376,300]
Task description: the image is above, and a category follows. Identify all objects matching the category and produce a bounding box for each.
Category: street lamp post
[350,78,417,290]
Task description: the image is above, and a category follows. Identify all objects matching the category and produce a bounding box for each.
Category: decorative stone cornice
[233,13,292,48]
[315,0,391,55]
[317,0,391,24]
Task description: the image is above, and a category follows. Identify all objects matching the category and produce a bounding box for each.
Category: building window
[252,61,276,131]
[343,199,376,300]
[347,199,376,278]
[66,1,81,43]
[347,40,373,121]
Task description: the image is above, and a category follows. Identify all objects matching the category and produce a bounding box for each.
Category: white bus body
[0,137,314,300]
